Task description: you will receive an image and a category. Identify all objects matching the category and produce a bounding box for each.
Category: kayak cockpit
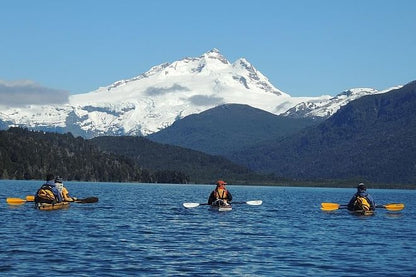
[210,199,232,212]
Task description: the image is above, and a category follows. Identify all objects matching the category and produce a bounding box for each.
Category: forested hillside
[0,128,189,183]
[229,81,416,185]
[90,136,275,184]
[148,104,319,155]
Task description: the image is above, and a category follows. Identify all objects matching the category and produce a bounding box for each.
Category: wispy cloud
[144,84,190,96]
[188,95,224,106]
[0,80,69,107]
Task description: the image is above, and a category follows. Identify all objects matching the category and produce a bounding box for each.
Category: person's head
[46,174,54,181]
[55,176,64,192]
[357,183,366,192]
[216,180,227,188]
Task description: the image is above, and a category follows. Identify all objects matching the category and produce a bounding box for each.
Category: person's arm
[347,195,356,210]
[208,191,215,204]
[367,194,376,210]
[52,187,63,202]
[62,187,77,202]
[227,191,233,202]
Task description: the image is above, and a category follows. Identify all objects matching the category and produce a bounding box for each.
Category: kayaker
[347,183,376,211]
[34,174,63,204]
[208,180,232,205]
[55,176,78,202]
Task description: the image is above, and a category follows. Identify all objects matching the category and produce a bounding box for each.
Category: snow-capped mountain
[0,49,397,138]
[282,86,402,119]
[67,48,299,136]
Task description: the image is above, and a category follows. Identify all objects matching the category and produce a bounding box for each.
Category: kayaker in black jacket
[347,183,376,211]
[34,174,63,204]
[208,180,232,205]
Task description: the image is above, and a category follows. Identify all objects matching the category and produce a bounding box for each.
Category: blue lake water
[1,180,415,276]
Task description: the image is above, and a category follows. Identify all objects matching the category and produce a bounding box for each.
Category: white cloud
[0,80,69,107]
[188,95,224,106]
[144,84,190,96]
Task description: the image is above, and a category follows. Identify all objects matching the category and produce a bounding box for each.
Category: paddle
[74,197,99,203]
[376,203,405,211]
[183,200,262,209]
[6,196,98,205]
[321,202,404,211]
[183,203,210,208]
[26,195,35,201]
[231,200,263,205]
[6,197,29,205]
[6,195,36,205]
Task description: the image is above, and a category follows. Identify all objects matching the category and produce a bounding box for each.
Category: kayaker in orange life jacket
[54,176,78,202]
[208,180,233,205]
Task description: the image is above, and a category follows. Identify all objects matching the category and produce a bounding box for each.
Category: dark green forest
[0,127,276,185]
[0,127,189,183]
[90,136,277,184]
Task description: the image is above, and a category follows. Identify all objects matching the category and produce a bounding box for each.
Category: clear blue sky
[1,0,415,97]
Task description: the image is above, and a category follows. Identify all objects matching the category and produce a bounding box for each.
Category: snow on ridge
[282,86,400,119]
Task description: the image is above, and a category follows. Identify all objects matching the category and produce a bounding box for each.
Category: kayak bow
[210,199,232,212]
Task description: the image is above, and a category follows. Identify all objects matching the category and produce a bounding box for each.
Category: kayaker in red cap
[208,180,233,205]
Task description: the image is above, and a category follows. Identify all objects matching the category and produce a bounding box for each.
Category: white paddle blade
[183,203,200,208]
[246,200,262,206]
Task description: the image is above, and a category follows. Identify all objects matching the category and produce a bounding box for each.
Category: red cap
[216,180,227,186]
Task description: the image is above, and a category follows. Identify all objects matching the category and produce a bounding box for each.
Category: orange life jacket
[214,187,228,200]
[61,187,74,202]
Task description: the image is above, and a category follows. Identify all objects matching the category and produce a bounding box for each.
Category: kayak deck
[36,202,70,210]
[349,209,375,216]
[210,200,232,212]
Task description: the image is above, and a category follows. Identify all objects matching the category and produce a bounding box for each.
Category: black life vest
[353,196,371,211]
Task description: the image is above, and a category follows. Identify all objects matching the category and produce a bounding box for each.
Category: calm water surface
[1,180,415,276]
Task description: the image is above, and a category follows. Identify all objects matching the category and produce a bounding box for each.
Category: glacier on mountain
[0,49,397,138]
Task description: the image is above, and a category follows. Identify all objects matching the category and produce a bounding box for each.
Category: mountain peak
[207,48,221,54]
[200,48,229,65]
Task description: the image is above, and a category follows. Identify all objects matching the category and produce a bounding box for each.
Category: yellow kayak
[349,209,375,216]
[36,202,70,210]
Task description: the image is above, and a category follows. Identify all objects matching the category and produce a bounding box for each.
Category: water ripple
[1,181,415,276]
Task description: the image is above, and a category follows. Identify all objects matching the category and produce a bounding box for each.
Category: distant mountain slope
[90,136,273,184]
[148,104,320,155]
[228,81,416,185]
